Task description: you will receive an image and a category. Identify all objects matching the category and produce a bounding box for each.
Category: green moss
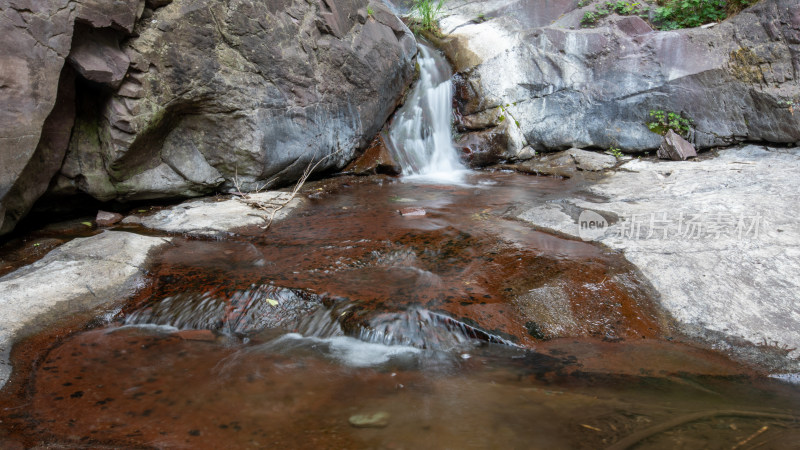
[728,47,765,83]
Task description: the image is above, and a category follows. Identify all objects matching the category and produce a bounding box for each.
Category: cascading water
[387,44,467,183]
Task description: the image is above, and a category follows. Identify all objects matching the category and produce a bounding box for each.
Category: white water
[387,44,467,183]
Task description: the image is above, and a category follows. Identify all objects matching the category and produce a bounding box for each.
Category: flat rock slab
[515,148,617,177]
[122,192,302,236]
[0,231,170,387]
[516,146,800,370]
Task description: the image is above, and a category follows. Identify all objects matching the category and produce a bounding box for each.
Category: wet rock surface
[1,319,799,449]
[124,173,667,348]
[1,171,799,448]
[0,231,169,386]
[440,0,800,156]
[515,145,800,371]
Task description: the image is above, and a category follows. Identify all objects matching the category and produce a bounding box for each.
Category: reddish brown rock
[398,207,426,216]
[657,130,697,161]
[344,135,401,175]
[95,210,124,227]
[616,16,653,36]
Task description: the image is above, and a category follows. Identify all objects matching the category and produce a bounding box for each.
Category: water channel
[0,44,798,449]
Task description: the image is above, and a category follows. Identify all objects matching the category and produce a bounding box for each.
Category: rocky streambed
[1,151,799,448]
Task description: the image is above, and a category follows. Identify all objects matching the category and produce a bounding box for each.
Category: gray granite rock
[516,146,800,371]
[122,191,302,236]
[438,0,800,159]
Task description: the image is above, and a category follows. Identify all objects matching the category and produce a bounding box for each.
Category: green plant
[609,146,624,158]
[581,11,600,25]
[580,1,647,27]
[653,0,730,30]
[577,0,592,7]
[367,6,374,16]
[412,0,445,32]
[647,109,692,137]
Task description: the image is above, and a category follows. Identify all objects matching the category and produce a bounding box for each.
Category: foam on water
[268,333,421,367]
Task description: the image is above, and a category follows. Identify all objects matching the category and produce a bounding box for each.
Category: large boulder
[0,0,144,235]
[0,0,416,235]
[516,145,800,371]
[439,0,800,160]
[53,0,416,201]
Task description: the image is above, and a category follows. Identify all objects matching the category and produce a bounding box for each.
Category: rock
[344,135,402,175]
[515,149,616,177]
[1,0,417,236]
[455,107,527,167]
[121,191,302,236]
[67,26,130,88]
[398,207,426,216]
[516,146,800,371]
[96,210,124,226]
[658,130,697,161]
[348,411,390,428]
[615,16,653,36]
[0,0,143,236]
[0,231,170,387]
[567,149,618,171]
[439,0,800,155]
[56,0,416,202]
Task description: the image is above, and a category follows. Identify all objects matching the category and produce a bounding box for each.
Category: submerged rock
[0,231,170,387]
[349,411,391,428]
[439,0,800,156]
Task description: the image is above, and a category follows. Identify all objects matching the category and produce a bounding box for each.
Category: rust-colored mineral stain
[6,172,796,449]
[119,173,668,345]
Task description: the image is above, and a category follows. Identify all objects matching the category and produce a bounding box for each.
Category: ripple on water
[2,172,798,448]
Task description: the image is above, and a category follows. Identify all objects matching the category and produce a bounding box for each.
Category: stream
[1,44,799,449]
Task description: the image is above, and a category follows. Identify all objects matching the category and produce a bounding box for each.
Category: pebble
[348,411,391,428]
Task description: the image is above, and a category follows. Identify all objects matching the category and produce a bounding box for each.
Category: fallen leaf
[81,222,93,227]
[267,299,279,306]
[581,424,602,432]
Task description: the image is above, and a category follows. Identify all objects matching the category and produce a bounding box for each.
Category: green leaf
[81,222,93,227]
[267,299,279,307]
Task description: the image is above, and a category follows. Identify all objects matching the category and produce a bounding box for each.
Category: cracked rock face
[440,0,800,159]
[0,0,416,235]
[0,0,144,235]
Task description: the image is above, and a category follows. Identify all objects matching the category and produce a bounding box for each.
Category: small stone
[399,207,426,216]
[657,130,697,161]
[96,210,124,227]
[349,412,390,428]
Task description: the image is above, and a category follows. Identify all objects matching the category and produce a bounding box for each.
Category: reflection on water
[1,173,798,448]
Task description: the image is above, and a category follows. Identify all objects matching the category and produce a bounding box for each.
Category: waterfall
[387,44,467,183]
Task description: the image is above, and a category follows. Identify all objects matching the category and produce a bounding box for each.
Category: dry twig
[237,148,343,229]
